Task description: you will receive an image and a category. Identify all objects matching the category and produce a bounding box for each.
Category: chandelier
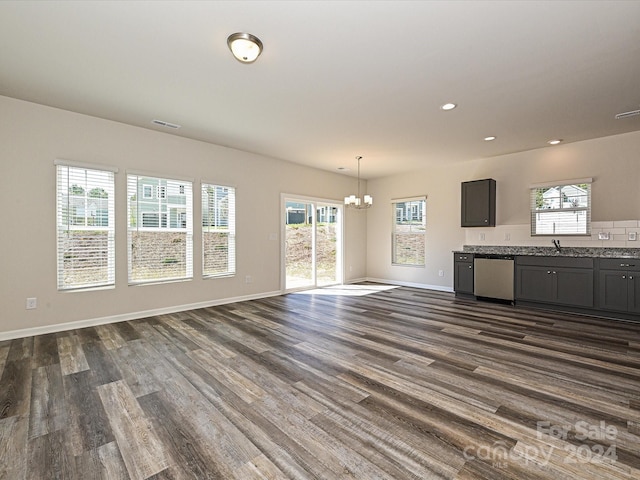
[344,156,372,209]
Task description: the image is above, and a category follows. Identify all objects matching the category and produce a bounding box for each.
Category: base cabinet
[453,253,474,295]
[454,253,640,322]
[597,259,640,313]
[515,257,594,308]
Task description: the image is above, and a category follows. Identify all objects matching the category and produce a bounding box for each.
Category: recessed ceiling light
[440,103,457,111]
[547,139,562,145]
[484,136,496,141]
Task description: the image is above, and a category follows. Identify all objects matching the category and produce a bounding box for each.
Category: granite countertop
[454,245,640,259]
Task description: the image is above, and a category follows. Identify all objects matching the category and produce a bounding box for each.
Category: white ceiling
[1,0,639,179]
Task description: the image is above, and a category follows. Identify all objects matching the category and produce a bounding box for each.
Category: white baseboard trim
[344,277,368,284]
[0,290,283,341]
[365,277,454,293]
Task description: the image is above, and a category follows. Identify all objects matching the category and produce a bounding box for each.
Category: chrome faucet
[552,239,561,253]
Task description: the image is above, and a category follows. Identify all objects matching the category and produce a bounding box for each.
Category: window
[202,184,235,277]
[128,174,193,284]
[392,197,426,266]
[56,163,116,290]
[531,180,591,235]
[142,184,153,199]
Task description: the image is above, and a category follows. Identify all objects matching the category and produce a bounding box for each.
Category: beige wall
[366,130,640,290]
[0,96,367,336]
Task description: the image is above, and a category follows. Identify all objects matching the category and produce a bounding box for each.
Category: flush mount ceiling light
[440,103,457,111]
[344,156,372,210]
[484,136,497,141]
[227,32,263,63]
[548,139,563,145]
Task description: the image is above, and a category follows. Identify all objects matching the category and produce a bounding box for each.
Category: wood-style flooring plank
[0,415,28,480]
[57,334,89,376]
[62,369,115,456]
[0,358,32,419]
[95,324,127,351]
[28,364,66,439]
[97,380,170,480]
[73,440,129,480]
[0,345,10,380]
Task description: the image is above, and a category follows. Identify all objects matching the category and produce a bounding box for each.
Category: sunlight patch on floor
[293,284,399,296]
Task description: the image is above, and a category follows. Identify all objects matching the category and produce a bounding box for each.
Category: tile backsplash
[464,220,640,248]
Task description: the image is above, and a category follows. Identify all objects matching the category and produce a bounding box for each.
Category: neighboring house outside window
[202,184,236,277]
[56,162,116,290]
[128,174,193,283]
[392,197,426,266]
[531,180,591,235]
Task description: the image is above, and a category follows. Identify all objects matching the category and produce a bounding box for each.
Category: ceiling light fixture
[440,103,457,111]
[344,156,372,209]
[227,32,263,63]
[547,139,562,145]
[484,136,497,141]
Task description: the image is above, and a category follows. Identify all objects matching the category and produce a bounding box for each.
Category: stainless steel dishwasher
[474,254,515,301]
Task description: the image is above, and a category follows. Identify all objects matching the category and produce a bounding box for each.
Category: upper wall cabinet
[461,178,496,227]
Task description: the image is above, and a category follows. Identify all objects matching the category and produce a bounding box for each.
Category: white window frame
[55,161,117,290]
[530,178,592,236]
[202,183,236,278]
[391,196,426,267]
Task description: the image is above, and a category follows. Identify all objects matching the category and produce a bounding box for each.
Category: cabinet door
[516,266,553,302]
[627,271,640,313]
[554,268,594,307]
[461,179,496,227]
[454,262,474,294]
[598,270,629,312]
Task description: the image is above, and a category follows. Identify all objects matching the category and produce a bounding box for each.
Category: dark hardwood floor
[1,286,640,479]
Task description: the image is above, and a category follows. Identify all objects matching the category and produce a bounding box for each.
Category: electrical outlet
[504,233,511,241]
[438,270,444,277]
[629,232,637,241]
[479,233,486,241]
[26,297,37,310]
[245,275,253,284]
[598,232,610,240]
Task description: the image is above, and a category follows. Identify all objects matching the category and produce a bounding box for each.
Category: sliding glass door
[283,196,342,291]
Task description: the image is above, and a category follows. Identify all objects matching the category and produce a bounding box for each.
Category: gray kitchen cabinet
[461,179,496,227]
[597,259,640,313]
[453,253,474,295]
[515,256,594,308]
